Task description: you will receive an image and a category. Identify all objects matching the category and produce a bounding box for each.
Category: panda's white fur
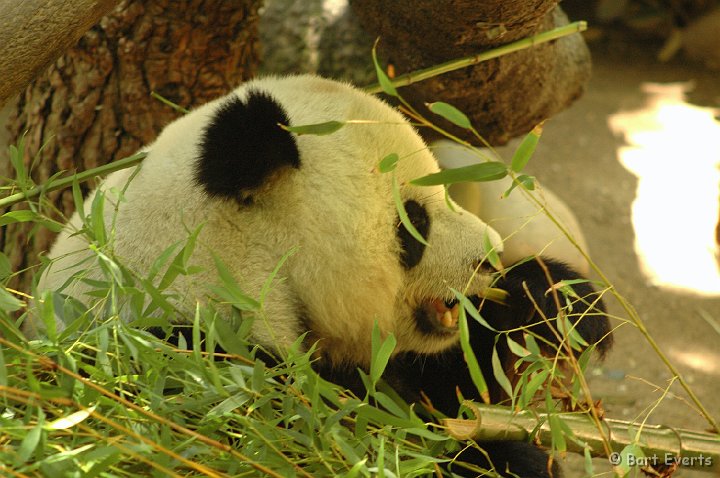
[32,75,503,366]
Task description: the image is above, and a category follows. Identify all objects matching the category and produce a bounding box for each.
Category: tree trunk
[350,0,592,145]
[0,0,121,107]
[2,0,261,293]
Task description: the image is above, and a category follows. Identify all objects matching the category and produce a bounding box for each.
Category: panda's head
[35,75,501,366]
[182,75,504,365]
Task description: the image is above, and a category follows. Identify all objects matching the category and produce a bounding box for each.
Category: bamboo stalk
[364,21,588,94]
[0,152,146,210]
[445,403,720,473]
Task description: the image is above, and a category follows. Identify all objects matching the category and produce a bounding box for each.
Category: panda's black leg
[480,257,613,360]
[383,354,561,478]
[450,441,562,478]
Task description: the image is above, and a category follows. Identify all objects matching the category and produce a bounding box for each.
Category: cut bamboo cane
[445,403,720,473]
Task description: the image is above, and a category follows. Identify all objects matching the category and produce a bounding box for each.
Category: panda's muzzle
[436,298,461,328]
[415,298,461,335]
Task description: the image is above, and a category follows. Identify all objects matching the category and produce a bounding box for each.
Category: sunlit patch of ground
[668,347,720,375]
[609,82,720,296]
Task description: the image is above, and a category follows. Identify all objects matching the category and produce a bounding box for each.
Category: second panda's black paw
[449,441,562,478]
[479,257,613,358]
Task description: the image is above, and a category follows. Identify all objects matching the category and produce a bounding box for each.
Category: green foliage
[392,174,430,247]
[378,153,400,173]
[371,40,398,98]
[0,269,456,476]
[426,101,472,129]
[455,300,490,404]
[410,162,508,186]
[511,123,543,173]
[281,120,346,136]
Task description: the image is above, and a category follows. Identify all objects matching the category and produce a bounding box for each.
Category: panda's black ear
[195,90,300,200]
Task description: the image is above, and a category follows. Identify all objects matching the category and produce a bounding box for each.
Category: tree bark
[0,0,121,107]
[2,0,261,292]
[350,0,592,145]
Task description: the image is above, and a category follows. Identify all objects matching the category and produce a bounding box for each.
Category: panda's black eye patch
[398,200,430,269]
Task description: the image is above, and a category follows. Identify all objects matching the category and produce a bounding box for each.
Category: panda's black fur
[196,91,300,201]
[38,76,613,478]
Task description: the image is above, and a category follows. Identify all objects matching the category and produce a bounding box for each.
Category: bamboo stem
[445,403,720,473]
[364,21,588,94]
[0,152,146,210]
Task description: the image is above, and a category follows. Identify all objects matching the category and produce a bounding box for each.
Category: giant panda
[29,75,612,477]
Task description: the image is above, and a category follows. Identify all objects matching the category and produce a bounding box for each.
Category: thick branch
[351,0,592,145]
[0,0,120,107]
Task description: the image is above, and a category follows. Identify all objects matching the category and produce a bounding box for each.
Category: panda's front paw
[482,257,613,357]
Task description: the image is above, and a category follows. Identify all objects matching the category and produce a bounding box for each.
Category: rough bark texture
[0,0,121,107]
[2,0,261,292]
[350,0,592,145]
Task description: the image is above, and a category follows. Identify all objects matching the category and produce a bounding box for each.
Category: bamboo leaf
[482,228,503,271]
[90,190,106,245]
[0,344,6,387]
[393,174,429,246]
[17,411,44,464]
[511,122,543,173]
[426,101,472,129]
[9,134,29,186]
[211,253,261,311]
[451,287,497,332]
[346,458,369,478]
[378,153,400,173]
[583,446,595,476]
[0,210,38,227]
[506,336,530,358]
[370,322,397,384]
[158,231,200,290]
[281,120,346,136]
[443,185,458,212]
[457,305,489,403]
[377,437,386,478]
[0,252,10,281]
[260,246,297,303]
[615,443,646,476]
[72,177,85,222]
[39,290,57,340]
[549,414,568,455]
[47,405,96,430]
[519,369,549,409]
[524,334,541,356]
[373,391,407,419]
[503,174,536,198]
[0,287,23,313]
[372,40,398,97]
[491,346,513,399]
[411,162,507,186]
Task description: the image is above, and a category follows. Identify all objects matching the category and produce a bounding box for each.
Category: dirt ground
[510,35,720,476]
